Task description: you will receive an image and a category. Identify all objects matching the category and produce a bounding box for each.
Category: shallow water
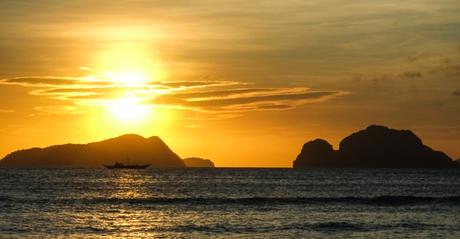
[1,168,459,238]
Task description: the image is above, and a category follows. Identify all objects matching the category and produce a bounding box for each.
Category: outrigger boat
[104,162,150,169]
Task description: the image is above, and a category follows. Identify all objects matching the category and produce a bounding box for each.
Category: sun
[89,40,167,127]
[107,96,151,123]
[106,71,149,86]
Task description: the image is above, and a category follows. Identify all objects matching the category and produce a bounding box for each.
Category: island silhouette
[294,125,459,168]
[0,134,185,168]
[0,126,457,168]
[183,157,215,168]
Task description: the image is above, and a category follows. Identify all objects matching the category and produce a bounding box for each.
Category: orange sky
[0,0,460,167]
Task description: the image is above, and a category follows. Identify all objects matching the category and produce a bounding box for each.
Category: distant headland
[183,157,215,168]
[294,125,459,168]
[0,134,185,168]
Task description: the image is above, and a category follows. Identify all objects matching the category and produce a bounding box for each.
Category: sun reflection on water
[109,171,151,199]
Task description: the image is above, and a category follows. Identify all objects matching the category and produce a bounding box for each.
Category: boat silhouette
[104,162,150,169]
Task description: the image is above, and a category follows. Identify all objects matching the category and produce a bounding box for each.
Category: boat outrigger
[104,162,150,169]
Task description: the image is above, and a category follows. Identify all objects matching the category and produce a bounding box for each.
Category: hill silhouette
[183,157,215,167]
[294,125,458,168]
[0,134,185,168]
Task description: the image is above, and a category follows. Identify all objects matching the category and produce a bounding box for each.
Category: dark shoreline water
[1,168,459,238]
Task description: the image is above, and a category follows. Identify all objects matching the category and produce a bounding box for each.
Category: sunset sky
[0,0,459,167]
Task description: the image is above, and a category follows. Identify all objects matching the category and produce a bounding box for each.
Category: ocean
[0,168,459,238]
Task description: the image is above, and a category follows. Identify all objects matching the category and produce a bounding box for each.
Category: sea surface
[0,168,459,238]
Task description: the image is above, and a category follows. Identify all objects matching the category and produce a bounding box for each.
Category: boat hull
[104,164,151,169]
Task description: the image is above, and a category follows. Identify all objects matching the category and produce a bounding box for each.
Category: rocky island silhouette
[0,134,185,168]
[294,125,459,168]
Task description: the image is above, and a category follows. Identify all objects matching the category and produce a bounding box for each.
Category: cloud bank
[0,75,345,115]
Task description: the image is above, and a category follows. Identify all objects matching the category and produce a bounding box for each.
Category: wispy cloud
[0,76,102,87]
[153,87,345,112]
[399,71,423,78]
[0,109,14,113]
[32,105,87,116]
[157,81,240,89]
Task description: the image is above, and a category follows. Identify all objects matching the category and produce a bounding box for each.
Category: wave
[72,221,438,234]
[2,195,460,206]
[79,221,439,234]
[87,195,460,206]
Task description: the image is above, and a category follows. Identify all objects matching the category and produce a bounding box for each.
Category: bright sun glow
[90,40,168,127]
[107,96,151,123]
[106,71,150,86]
